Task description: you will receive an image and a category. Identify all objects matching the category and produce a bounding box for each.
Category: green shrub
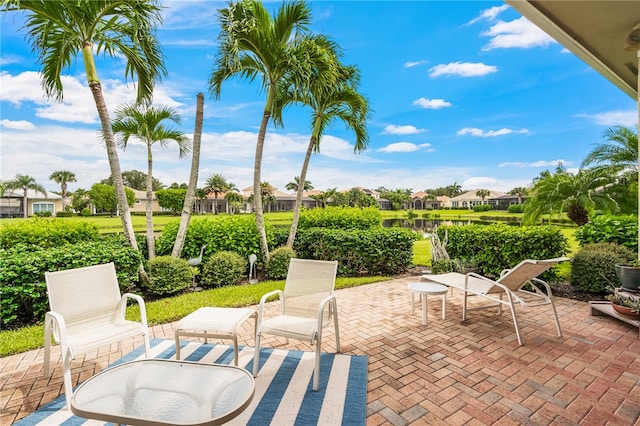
[34,211,52,217]
[574,215,638,254]
[294,227,417,276]
[0,237,143,329]
[0,218,100,249]
[298,206,382,230]
[146,256,192,296]
[81,208,92,216]
[508,204,524,213]
[440,224,569,278]
[55,211,73,217]
[570,243,635,294]
[201,251,247,288]
[267,246,296,279]
[472,204,493,212]
[431,259,458,274]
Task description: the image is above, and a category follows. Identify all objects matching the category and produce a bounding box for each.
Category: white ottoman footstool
[175,307,257,365]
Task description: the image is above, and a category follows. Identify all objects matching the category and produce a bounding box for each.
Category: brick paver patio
[1,277,639,425]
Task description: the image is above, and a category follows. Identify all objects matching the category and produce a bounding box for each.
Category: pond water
[382,218,492,236]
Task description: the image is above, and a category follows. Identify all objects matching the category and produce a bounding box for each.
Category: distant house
[490,194,528,210]
[450,190,506,209]
[409,192,451,210]
[129,188,164,214]
[0,189,63,217]
[239,186,316,213]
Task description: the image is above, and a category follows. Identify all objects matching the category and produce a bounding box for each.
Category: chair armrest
[122,293,148,329]
[44,311,67,346]
[257,290,284,325]
[316,294,337,331]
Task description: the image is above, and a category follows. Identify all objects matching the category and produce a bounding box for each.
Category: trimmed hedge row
[1,238,143,329]
[569,243,635,294]
[294,227,417,276]
[0,218,100,249]
[574,215,638,254]
[298,206,382,230]
[439,224,569,278]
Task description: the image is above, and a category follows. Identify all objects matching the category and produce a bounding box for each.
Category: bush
[574,215,638,254]
[294,227,417,276]
[201,251,247,288]
[81,208,92,216]
[55,211,73,217]
[34,211,52,217]
[431,259,458,274]
[472,204,493,212]
[0,218,100,249]
[570,243,636,294]
[0,237,143,329]
[267,246,296,279]
[298,206,381,230]
[146,256,192,296]
[440,224,569,278]
[508,204,524,213]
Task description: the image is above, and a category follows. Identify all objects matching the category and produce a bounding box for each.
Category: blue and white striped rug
[16,338,367,425]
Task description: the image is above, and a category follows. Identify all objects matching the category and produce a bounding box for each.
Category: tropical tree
[582,125,638,178]
[6,174,46,218]
[194,188,208,214]
[475,189,490,204]
[88,183,135,217]
[203,173,236,214]
[209,0,317,262]
[445,182,463,197]
[111,103,190,259]
[1,0,166,251]
[508,186,528,204]
[101,170,164,191]
[49,170,76,210]
[275,55,370,248]
[380,188,412,210]
[522,166,618,226]
[285,176,313,192]
[225,192,244,214]
[70,188,91,213]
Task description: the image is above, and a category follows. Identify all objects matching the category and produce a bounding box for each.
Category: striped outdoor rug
[16,338,367,425]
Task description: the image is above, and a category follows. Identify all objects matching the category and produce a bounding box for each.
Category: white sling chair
[44,262,150,409]
[422,257,570,345]
[253,258,340,391]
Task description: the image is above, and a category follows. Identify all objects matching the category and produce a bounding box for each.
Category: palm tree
[523,166,618,226]
[6,174,47,218]
[209,0,316,263]
[508,186,528,204]
[285,176,314,192]
[275,55,370,248]
[224,192,244,214]
[203,173,235,214]
[582,125,638,178]
[112,103,190,259]
[475,189,491,204]
[2,0,166,251]
[49,170,76,210]
[446,182,463,197]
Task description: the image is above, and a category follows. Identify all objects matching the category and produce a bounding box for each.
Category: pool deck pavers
[1,276,639,425]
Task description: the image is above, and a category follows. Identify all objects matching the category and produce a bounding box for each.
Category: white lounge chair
[422,257,570,345]
[44,262,150,409]
[253,258,340,391]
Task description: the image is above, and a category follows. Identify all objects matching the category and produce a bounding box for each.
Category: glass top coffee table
[70,359,254,426]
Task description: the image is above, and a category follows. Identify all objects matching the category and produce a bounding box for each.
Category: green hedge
[570,243,635,294]
[294,227,417,276]
[439,224,569,278]
[0,218,100,249]
[574,215,638,254]
[298,206,382,230]
[0,238,143,329]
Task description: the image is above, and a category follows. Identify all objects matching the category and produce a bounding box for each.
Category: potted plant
[606,288,640,318]
[455,256,478,274]
[615,260,640,291]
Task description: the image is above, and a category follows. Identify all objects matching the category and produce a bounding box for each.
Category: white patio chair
[253,258,339,391]
[44,262,150,409]
[422,257,570,345]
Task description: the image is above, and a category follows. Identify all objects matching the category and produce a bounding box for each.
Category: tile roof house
[450,190,505,209]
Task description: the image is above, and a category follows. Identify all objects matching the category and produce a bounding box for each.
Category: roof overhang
[506,0,639,99]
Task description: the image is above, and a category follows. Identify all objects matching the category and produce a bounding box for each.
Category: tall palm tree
[508,186,528,204]
[49,170,76,210]
[2,0,166,251]
[112,103,190,259]
[203,173,235,214]
[446,182,463,197]
[7,174,47,218]
[285,176,314,192]
[475,189,491,204]
[582,126,638,178]
[523,166,618,226]
[274,50,370,247]
[209,0,316,263]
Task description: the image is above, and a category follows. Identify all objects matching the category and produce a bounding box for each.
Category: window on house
[32,202,54,214]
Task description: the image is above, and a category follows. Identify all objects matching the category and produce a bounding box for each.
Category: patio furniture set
[43,256,582,424]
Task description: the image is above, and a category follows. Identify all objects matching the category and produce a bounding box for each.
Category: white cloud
[0,54,22,66]
[377,142,434,153]
[429,62,497,78]
[457,127,529,137]
[162,39,216,47]
[466,5,509,25]
[404,60,427,68]
[482,17,556,51]
[0,119,35,130]
[578,110,637,127]
[498,159,571,168]
[412,98,452,109]
[382,124,425,135]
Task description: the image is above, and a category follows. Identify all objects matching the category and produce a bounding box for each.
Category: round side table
[408,282,448,325]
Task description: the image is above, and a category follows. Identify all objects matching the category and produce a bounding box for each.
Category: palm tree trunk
[254,102,271,263]
[214,193,218,214]
[22,188,28,218]
[287,135,316,248]
[145,146,155,259]
[173,93,204,258]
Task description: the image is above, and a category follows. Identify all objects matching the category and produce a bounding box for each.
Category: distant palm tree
[49,170,76,210]
[203,174,236,214]
[2,0,166,250]
[112,103,190,259]
[508,187,528,204]
[446,182,462,197]
[285,176,314,192]
[7,174,47,218]
[209,0,316,263]
[224,192,243,215]
[475,189,491,204]
[582,125,638,179]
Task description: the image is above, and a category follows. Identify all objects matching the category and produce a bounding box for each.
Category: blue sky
[1,1,636,195]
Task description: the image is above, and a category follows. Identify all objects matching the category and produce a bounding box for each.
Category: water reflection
[382,218,490,236]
